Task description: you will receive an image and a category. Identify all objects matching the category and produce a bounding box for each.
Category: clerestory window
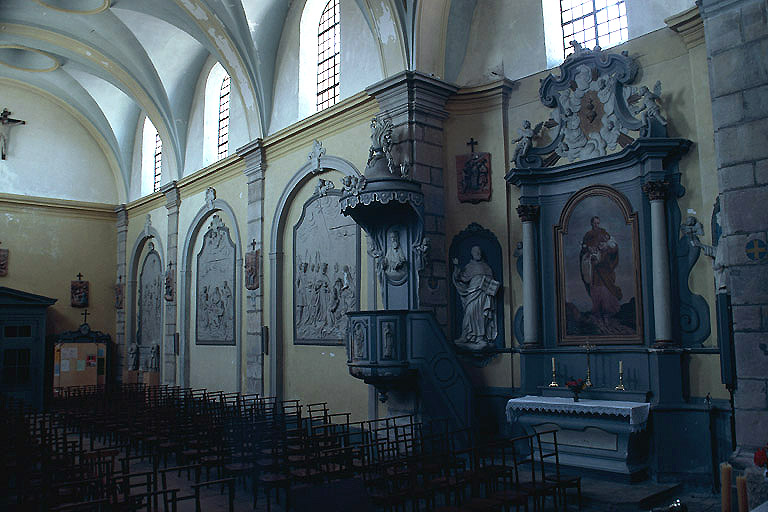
[217,74,230,160]
[561,0,627,58]
[316,0,340,111]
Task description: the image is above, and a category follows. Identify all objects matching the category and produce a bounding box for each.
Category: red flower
[755,447,767,468]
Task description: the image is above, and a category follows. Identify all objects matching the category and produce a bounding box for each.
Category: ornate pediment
[512,43,669,169]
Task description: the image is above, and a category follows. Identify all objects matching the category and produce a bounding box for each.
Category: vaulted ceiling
[0,0,478,201]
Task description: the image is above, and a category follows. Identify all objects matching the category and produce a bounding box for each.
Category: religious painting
[245,250,259,290]
[0,246,8,277]
[448,223,505,351]
[71,278,89,308]
[554,185,643,344]
[455,152,491,203]
[196,215,236,345]
[138,244,163,351]
[293,189,360,346]
[164,263,175,302]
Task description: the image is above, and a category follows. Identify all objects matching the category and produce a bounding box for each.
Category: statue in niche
[383,229,408,284]
[382,322,395,359]
[128,342,139,371]
[451,246,500,350]
[352,321,367,360]
[149,344,160,371]
[682,215,727,293]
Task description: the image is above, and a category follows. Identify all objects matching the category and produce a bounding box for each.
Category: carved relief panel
[293,189,360,345]
[196,215,236,345]
[138,244,163,360]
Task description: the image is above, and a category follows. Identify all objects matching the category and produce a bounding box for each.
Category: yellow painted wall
[0,194,116,338]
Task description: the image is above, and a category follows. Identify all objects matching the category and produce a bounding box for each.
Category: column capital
[160,180,181,210]
[115,204,128,229]
[238,138,266,180]
[642,180,670,201]
[366,71,459,123]
[516,204,540,222]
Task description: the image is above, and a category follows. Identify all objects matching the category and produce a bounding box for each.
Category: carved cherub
[631,81,667,129]
[315,178,335,197]
[512,120,545,165]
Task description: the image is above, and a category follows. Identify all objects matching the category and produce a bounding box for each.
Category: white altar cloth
[506,395,650,426]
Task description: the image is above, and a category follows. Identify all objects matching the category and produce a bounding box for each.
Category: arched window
[204,62,231,166]
[141,116,162,196]
[316,0,339,111]
[217,75,230,160]
[560,0,627,58]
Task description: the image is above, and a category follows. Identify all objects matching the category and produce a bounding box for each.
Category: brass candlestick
[549,357,559,387]
[581,342,594,388]
[615,360,625,391]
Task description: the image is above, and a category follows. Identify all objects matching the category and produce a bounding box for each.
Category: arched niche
[178,189,243,391]
[126,219,164,377]
[268,149,362,400]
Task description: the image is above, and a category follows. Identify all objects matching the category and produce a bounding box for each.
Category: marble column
[160,181,180,385]
[237,139,266,395]
[366,71,458,332]
[517,204,540,347]
[700,0,768,453]
[643,181,674,345]
[115,205,128,381]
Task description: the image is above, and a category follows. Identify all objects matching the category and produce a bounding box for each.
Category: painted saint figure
[452,246,500,350]
[580,216,622,325]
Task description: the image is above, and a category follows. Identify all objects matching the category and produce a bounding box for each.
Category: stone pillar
[516,204,540,347]
[115,205,128,381]
[366,72,458,332]
[642,180,674,345]
[237,139,266,395]
[160,181,180,385]
[700,0,768,453]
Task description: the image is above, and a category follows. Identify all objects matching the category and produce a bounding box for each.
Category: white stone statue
[128,342,139,371]
[452,246,500,350]
[682,215,727,293]
[383,230,408,283]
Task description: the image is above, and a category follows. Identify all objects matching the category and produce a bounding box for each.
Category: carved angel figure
[315,178,335,197]
[512,120,544,165]
[633,81,667,130]
[682,215,727,292]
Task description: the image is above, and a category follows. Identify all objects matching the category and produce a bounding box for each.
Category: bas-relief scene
[555,187,643,344]
[138,245,162,351]
[294,190,360,346]
[196,215,236,346]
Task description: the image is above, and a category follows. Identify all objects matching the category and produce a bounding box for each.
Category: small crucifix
[1,108,26,160]
[250,239,258,252]
[81,309,90,324]
[76,272,84,281]
[466,137,479,154]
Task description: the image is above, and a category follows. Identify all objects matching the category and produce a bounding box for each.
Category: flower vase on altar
[566,378,586,402]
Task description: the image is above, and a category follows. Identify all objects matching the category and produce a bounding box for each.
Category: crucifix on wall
[1,109,26,160]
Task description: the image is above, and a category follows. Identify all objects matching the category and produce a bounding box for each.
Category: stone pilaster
[115,205,128,381]
[516,204,540,347]
[366,72,458,331]
[700,0,768,452]
[642,180,675,345]
[237,138,266,395]
[160,181,180,385]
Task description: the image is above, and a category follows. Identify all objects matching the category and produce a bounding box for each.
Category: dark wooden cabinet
[0,287,56,409]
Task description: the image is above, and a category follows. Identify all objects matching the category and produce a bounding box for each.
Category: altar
[507,395,651,481]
